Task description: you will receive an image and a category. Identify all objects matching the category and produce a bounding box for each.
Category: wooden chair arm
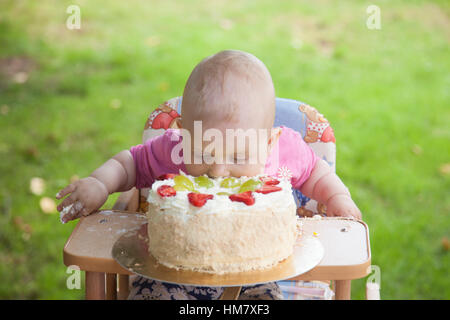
[112,187,140,212]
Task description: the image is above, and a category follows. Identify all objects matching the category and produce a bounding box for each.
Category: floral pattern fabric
[128,277,283,300]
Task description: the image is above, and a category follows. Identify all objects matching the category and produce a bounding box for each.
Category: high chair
[63,97,375,300]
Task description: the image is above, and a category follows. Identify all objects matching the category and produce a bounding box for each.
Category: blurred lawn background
[0,0,449,299]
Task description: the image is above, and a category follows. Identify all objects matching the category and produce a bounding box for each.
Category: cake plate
[112,223,324,296]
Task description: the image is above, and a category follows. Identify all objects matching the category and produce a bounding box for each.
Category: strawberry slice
[255,185,282,194]
[259,176,280,185]
[229,191,255,206]
[188,192,214,207]
[157,173,177,180]
[157,185,177,197]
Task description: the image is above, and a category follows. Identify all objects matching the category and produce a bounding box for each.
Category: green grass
[0,0,449,299]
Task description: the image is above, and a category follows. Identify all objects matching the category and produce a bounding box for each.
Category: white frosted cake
[146,172,299,274]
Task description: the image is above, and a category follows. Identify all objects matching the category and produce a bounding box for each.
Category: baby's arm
[300,159,362,219]
[56,150,136,222]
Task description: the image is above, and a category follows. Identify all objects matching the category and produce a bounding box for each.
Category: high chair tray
[63,210,371,281]
[111,225,324,287]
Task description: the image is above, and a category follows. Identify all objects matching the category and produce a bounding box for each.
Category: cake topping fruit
[220,177,240,188]
[173,174,195,191]
[255,185,282,194]
[229,191,255,206]
[238,178,262,193]
[188,192,214,207]
[155,174,285,205]
[260,176,280,185]
[194,176,214,188]
[157,185,177,197]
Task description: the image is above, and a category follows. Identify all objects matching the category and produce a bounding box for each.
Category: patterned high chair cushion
[139,97,336,218]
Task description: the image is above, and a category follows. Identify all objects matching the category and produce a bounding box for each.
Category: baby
[56,50,361,299]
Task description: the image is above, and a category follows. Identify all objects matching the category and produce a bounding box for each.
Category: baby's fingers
[56,183,76,200]
[57,193,77,212]
[339,209,361,220]
[352,209,362,220]
[60,201,84,223]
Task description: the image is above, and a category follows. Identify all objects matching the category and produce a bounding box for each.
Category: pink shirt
[130,126,318,191]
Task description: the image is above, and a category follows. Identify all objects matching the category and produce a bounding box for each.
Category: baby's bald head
[181,50,275,131]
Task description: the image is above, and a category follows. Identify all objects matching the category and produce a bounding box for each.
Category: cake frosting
[146,172,300,274]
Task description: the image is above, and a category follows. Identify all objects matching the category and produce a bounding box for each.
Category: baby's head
[180,50,275,178]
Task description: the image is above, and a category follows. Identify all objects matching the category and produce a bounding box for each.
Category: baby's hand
[56,177,109,223]
[326,194,362,220]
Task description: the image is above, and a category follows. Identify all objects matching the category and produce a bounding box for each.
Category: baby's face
[179,50,276,178]
[182,117,270,178]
